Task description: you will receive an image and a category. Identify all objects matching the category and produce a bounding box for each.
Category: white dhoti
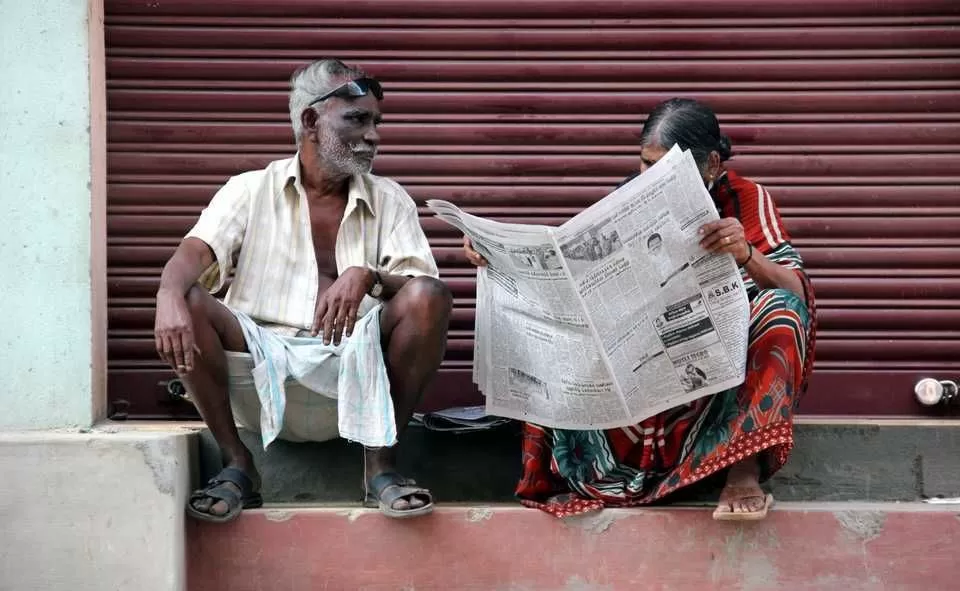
[227,305,396,450]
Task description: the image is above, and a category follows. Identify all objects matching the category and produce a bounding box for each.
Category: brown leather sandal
[713,487,773,521]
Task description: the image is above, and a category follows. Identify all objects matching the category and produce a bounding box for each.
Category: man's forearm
[158,237,216,297]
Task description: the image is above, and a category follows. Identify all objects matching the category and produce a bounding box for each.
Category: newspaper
[428,146,750,429]
[411,406,512,433]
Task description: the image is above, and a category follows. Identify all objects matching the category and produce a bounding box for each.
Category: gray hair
[288,58,365,142]
[639,98,733,170]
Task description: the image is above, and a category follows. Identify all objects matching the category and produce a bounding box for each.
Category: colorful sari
[516,169,817,517]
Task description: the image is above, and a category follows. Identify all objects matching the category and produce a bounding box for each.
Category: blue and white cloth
[231,305,396,449]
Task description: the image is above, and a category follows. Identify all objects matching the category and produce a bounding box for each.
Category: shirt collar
[282,154,377,217]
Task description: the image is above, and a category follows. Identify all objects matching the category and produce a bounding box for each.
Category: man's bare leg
[364,277,453,511]
[178,285,258,517]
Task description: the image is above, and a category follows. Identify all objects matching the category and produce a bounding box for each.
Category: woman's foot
[713,457,772,520]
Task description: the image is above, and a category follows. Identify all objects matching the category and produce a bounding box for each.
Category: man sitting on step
[153,58,451,522]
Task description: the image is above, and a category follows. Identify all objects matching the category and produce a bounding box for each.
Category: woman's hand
[700,218,805,298]
[463,236,488,267]
[699,218,751,265]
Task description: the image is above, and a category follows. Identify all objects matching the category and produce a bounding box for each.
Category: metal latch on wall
[108,398,129,421]
[914,378,959,406]
[164,378,191,403]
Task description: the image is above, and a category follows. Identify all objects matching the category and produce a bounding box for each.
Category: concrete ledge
[188,503,960,590]
[197,421,960,504]
[0,429,196,591]
[198,424,524,503]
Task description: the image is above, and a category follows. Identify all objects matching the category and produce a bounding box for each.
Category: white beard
[318,130,374,176]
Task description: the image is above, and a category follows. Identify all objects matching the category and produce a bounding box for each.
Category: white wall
[0,431,193,591]
[0,0,102,429]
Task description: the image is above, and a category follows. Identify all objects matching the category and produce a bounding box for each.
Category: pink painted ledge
[188,504,959,590]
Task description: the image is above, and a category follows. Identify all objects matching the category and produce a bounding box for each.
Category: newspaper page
[552,146,750,423]
[428,202,629,429]
[427,145,750,428]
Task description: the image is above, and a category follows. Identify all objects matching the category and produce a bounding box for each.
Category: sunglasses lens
[342,82,362,97]
[354,78,383,100]
[313,78,383,105]
[366,79,383,100]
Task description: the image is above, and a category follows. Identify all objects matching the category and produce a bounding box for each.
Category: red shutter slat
[105,0,960,418]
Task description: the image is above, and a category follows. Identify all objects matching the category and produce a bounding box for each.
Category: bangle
[739,244,754,266]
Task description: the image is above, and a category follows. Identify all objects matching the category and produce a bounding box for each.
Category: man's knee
[396,276,453,326]
[183,284,246,352]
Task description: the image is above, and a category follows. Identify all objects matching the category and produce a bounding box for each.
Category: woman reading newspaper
[464,98,816,521]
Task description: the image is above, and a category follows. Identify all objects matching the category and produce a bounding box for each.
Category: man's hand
[699,218,751,265]
[463,236,488,267]
[154,288,196,372]
[312,266,374,345]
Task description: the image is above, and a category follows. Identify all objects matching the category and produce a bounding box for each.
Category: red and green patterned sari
[516,169,817,517]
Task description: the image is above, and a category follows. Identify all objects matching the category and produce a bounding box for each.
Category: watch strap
[368,270,383,296]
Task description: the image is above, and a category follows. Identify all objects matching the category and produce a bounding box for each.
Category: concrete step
[197,419,960,504]
[187,502,960,590]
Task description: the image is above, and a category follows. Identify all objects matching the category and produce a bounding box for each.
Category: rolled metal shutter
[105,0,960,419]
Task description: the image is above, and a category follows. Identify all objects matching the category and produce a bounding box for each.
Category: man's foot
[363,446,434,518]
[364,471,434,519]
[187,466,263,523]
[713,458,773,521]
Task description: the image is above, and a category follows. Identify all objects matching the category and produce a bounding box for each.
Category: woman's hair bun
[717,134,733,161]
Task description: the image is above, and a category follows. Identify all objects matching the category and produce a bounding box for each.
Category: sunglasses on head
[308,77,383,106]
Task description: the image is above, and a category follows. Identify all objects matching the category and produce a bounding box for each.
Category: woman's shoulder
[717,168,780,212]
[722,168,764,194]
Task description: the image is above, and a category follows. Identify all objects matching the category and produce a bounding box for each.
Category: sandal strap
[719,486,766,501]
[367,471,406,497]
[213,467,255,495]
[190,467,255,506]
[366,471,432,506]
[191,481,242,506]
[378,484,432,508]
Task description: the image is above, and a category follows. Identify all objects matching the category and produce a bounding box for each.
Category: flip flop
[364,471,434,519]
[712,489,774,522]
[186,467,263,523]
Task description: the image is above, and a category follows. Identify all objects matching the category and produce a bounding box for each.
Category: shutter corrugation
[104,0,960,419]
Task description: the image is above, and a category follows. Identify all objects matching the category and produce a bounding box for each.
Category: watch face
[371,282,384,298]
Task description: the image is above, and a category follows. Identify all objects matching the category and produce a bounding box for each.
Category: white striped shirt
[186,155,438,335]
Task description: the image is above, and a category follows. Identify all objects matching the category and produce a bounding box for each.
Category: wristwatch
[368,270,384,298]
